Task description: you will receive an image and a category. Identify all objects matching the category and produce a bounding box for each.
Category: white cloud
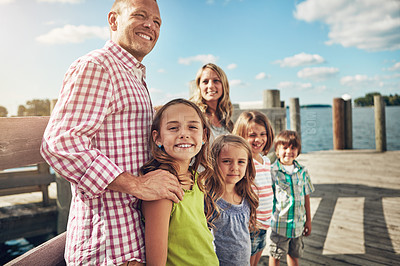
[388,62,400,71]
[274,52,325,67]
[277,81,326,93]
[294,0,400,51]
[227,63,237,70]
[37,0,84,3]
[340,74,380,87]
[278,81,312,90]
[297,67,339,81]
[229,79,244,87]
[255,72,268,80]
[157,69,166,73]
[149,88,188,106]
[178,54,218,65]
[36,25,109,44]
[0,0,14,4]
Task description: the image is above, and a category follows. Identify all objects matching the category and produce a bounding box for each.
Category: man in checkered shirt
[40,0,183,265]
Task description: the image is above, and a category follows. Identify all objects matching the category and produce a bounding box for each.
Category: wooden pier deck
[259,149,400,266]
[1,150,399,265]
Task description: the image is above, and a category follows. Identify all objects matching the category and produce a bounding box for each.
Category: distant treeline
[355,92,400,107]
[0,99,51,117]
[300,104,331,108]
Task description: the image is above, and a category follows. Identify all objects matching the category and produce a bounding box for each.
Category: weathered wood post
[344,98,353,149]
[374,95,386,152]
[37,163,51,206]
[289,98,301,140]
[263,89,280,108]
[262,89,283,163]
[49,99,72,234]
[332,98,345,150]
[263,89,284,134]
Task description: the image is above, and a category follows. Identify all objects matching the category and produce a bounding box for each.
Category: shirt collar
[275,159,303,174]
[104,40,146,80]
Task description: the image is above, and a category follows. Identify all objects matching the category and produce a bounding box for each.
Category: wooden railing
[0,116,57,242]
[1,116,66,265]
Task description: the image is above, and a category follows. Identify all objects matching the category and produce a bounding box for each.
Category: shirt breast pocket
[276,180,291,202]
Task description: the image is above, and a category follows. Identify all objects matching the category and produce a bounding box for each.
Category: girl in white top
[233,111,275,266]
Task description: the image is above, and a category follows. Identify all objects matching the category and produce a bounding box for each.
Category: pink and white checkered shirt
[41,41,153,265]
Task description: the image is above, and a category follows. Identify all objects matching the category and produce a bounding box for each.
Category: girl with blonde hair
[190,63,234,139]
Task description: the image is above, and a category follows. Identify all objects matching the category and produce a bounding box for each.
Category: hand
[108,170,184,203]
[303,220,312,237]
[134,170,184,203]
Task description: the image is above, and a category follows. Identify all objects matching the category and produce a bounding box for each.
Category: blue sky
[0,0,399,116]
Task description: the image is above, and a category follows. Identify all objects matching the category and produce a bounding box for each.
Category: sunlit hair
[189,63,234,132]
[232,111,275,155]
[204,134,258,232]
[111,0,157,14]
[274,130,301,155]
[140,99,212,190]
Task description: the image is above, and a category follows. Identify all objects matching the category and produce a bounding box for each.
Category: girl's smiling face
[153,103,205,167]
[218,144,248,186]
[246,121,268,156]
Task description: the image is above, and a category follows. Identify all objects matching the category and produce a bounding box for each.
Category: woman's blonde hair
[204,134,259,231]
[189,63,234,132]
[140,99,212,189]
[233,111,275,154]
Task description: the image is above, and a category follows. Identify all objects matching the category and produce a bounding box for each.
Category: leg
[269,256,280,266]
[286,254,299,266]
[269,231,289,266]
[287,236,303,266]
[250,250,264,266]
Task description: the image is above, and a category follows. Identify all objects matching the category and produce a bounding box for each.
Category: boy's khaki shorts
[269,231,304,259]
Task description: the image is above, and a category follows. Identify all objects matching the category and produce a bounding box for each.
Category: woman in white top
[190,63,234,140]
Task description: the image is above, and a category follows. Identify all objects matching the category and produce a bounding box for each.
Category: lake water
[291,106,400,153]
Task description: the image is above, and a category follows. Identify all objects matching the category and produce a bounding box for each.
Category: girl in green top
[140,99,218,266]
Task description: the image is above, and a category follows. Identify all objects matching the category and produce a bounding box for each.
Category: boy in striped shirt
[269,130,314,266]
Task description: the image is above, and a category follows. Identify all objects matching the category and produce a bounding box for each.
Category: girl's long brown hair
[204,134,259,232]
[140,99,212,191]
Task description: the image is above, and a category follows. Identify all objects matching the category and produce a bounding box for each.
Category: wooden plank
[0,201,57,242]
[0,117,50,170]
[0,186,45,197]
[5,232,66,266]
[0,173,55,189]
[383,197,400,253]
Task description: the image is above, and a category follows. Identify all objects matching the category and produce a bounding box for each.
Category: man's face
[110,0,161,61]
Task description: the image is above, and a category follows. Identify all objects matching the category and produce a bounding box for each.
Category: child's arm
[303,194,312,236]
[142,199,173,265]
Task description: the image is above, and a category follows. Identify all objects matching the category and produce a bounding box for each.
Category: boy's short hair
[274,130,301,155]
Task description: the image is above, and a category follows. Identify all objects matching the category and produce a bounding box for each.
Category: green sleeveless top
[166,173,219,265]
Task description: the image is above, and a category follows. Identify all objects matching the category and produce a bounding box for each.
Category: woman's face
[199,68,223,105]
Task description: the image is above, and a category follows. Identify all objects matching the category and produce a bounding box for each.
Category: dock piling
[344,99,353,149]
[332,98,345,150]
[263,89,280,108]
[374,95,387,152]
[289,98,301,140]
